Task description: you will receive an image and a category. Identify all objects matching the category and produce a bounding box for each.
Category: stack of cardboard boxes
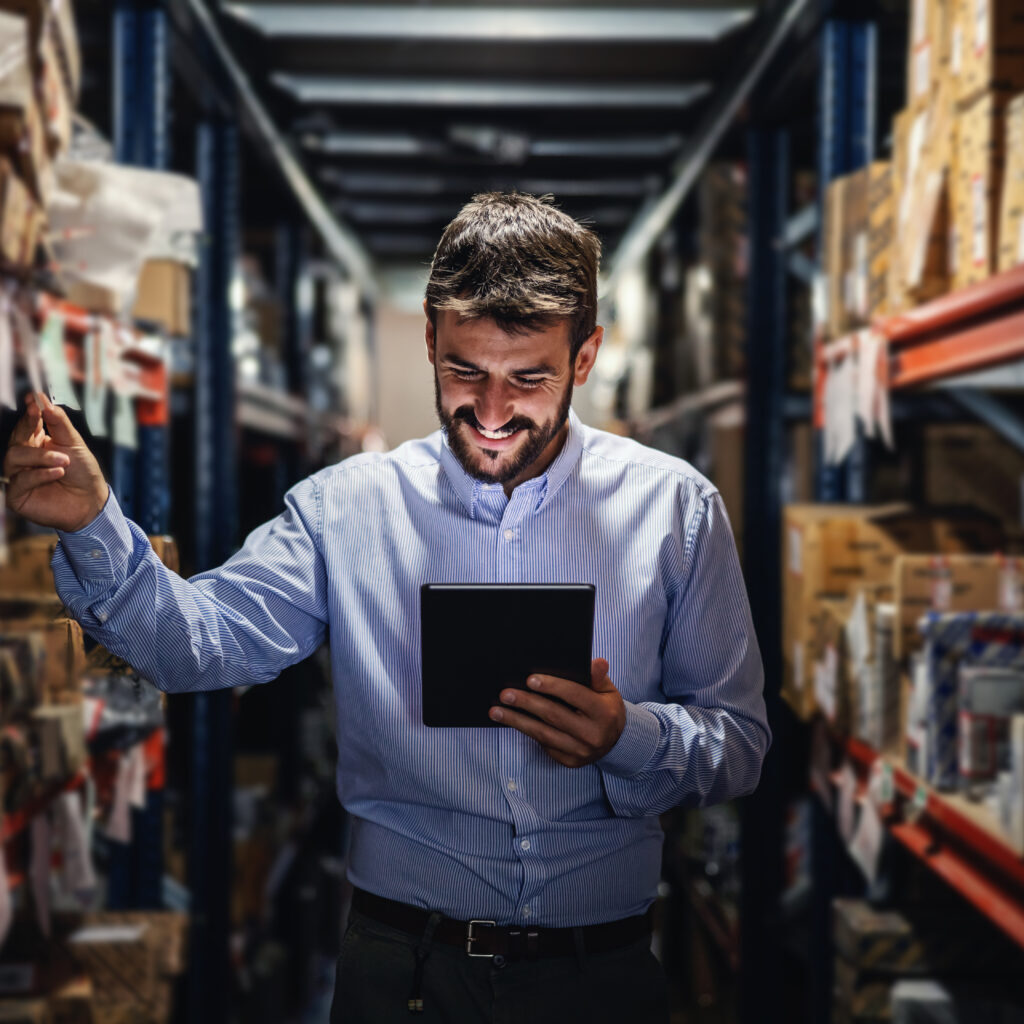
[823,0,1024,333]
[0,0,78,270]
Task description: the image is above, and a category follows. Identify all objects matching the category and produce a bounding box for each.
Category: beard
[434,369,574,486]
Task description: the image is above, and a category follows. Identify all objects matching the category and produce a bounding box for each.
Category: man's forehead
[435,309,571,348]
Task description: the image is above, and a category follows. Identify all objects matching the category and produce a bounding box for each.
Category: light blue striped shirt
[54,408,768,927]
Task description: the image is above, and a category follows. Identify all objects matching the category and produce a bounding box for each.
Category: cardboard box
[893,554,1024,659]
[0,97,50,207]
[0,1,80,98]
[867,162,893,318]
[38,28,71,158]
[708,403,744,564]
[953,0,1024,106]
[782,504,1001,718]
[907,0,952,112]
[998,91,1024,271]
[953,88,1012,287]
[30,703,85,781]
[132,259,191,337]
[0,1001,52,1023]
[834,958,893,1020]
[0,156,41,266]
[923,422,1024,546]
[899,82,956,304]
[0,619,85,700]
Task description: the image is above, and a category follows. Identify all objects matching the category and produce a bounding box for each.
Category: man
[4,193,769,1023]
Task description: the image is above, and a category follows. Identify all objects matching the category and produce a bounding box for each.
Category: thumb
[37,391,81,447]
[590,658,613,690]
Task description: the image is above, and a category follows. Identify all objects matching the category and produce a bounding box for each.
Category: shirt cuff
[597,701,662,777]
[56,488,133,581]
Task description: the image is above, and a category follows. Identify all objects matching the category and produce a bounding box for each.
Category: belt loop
[572,927,586,972]
[408,910,443,1014]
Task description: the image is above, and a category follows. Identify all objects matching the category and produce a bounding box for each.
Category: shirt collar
[439,407,584,518]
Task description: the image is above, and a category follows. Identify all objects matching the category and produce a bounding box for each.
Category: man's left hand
[489,658,625,767]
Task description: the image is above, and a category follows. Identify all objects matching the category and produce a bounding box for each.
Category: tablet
[420,583,596,727]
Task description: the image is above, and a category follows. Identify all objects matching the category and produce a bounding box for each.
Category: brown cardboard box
[782,504,1001,718]
[0,1,80,98]
[907,0,952,112]
[888,110,912,314]
[834,958,892,1019]
[953,88,1012,287]
[893,554,1024,658]
[900,81,956,304]
[30,703,85,781]
[998,91,1024,271]
[0,97,50,207]
[0,619,84,700]
[0,1002,53,1023]
[923,422,1024,545]
[0,157,41,267]
[867,162,893,318]
[132,260,191,337]
[954,0,1024,106]
[708,403,744,563]
[48,978,92,1024]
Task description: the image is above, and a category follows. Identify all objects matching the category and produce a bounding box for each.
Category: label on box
[972,173,987,266]
[929,559,953,610]
[788,525,802,575]
[1018,216,1024,262]
[914,41,931,98]
[913,0,927,44]
[854,231,868,317]
[974,0,988,55]
[952,23,963,74]
[999,560,1022,611]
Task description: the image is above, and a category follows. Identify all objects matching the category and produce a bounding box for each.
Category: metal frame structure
[739,124,789,1024]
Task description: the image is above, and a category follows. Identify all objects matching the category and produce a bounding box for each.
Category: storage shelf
[683,876,741,972]
[631,379,745,436]
[1,768,88,846]
[883,265,1024,389]
[842,737,1024,950]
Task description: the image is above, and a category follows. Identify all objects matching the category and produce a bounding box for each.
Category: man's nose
[475,380,513,430]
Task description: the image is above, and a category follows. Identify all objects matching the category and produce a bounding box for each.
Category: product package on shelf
[952,0,1024,108]
[907,0,951,114]
[782,504,1002,719]
[997,91,1024,272]
[0,157,42,268]
[957,666,1024,802]
[893,554,1024,659]
[916,610,1024,790]
[952,87,1015,289]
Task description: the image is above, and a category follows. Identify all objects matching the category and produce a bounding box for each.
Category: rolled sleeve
[597,702,662,777]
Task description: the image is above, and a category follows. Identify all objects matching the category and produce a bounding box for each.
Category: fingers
[489,706,591,762]
[5,465,65,505]
[495,688,588,737]
[10,394,44,445]
[590,658,612,690]
[4,447,70,473]
[36,391,81,447]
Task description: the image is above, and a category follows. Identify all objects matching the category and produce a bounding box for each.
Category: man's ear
[424,299,436,365]
[572,326,603,385]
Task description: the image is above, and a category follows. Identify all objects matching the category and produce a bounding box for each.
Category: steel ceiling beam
[304,130,685,160]
[224,4,755,43]
[318,168,659,199]
[604,0,813,292]
[273,75,711,109]
[184,0,376,297]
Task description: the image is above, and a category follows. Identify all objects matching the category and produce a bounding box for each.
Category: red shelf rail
[882,265,1024,388]
[843,737,1024,949]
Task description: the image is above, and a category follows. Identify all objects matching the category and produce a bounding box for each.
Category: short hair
[425,192,601,359]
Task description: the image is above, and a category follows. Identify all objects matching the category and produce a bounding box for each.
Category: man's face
[426,309,601,492]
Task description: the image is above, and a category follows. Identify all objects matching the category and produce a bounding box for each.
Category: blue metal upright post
[110,0,172,911]
[739,125,789,1024]
[188,117,239,1024]
[816,14,877,503]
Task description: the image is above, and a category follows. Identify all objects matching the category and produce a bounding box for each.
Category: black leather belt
[351,888,652,961]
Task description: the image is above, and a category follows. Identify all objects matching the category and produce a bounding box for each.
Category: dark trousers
[330,908,671,1024]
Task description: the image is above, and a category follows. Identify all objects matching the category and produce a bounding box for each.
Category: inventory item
[998,91,1024,271]
[958,666,1024,795]
[953,0,1024,106]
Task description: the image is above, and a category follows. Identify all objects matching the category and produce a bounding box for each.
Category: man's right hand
[3,392,109,533]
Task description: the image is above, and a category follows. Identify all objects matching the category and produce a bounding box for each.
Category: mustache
[451,406,536,435]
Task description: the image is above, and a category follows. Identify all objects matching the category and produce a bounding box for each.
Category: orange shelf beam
[881,265,1024,388]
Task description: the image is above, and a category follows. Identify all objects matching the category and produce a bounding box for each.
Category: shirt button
[89,548,103,559]
[97,612,108,624]
[520,839,531,851]
[522,906,531,918]
[503,529,515,541]
[507,780,517,792]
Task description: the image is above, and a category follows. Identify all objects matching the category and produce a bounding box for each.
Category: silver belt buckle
[465,919,496,957]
